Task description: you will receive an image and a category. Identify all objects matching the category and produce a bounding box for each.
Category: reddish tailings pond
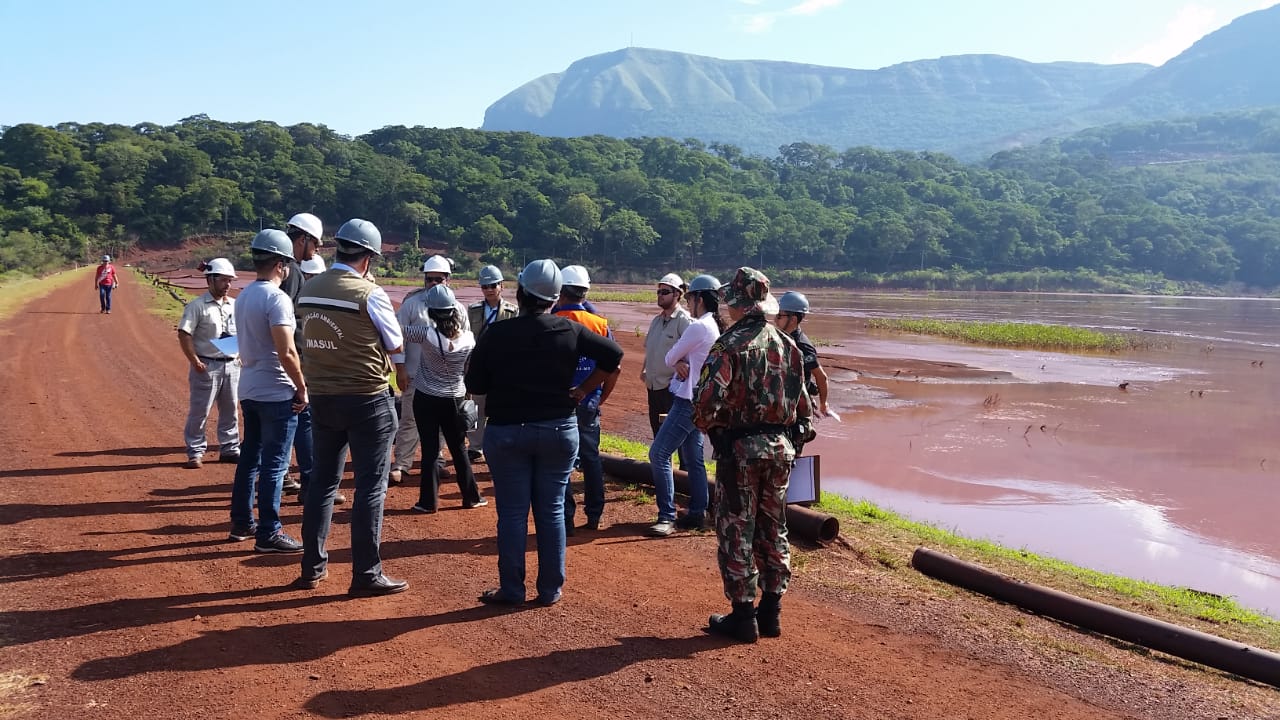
[171,273,1280,616]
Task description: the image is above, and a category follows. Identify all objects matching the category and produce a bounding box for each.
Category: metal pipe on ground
[911,547,1280,689]
[599,453,840,544]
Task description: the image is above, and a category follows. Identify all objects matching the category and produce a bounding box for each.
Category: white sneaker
[646,520,675,537]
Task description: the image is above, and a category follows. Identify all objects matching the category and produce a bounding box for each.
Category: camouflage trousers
[715,457,792,603]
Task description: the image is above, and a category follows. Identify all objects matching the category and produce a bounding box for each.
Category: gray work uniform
[179,292,240,460]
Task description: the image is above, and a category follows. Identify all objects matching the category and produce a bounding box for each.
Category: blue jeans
[302,392,397,586]
[98,285,113,312]
[293,405,314,492]
[649,397,708,521]
[485,418,578,604]
[230,398,298,541]
[565,403,604,525]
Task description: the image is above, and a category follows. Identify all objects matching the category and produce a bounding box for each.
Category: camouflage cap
[723,266,777,314]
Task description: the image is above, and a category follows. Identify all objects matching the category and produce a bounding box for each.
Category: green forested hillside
[2,111,1280,288]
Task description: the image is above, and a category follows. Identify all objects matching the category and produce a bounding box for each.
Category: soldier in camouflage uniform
[693,266,812,643]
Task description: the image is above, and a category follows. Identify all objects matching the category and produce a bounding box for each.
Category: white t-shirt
[234,280,297,402]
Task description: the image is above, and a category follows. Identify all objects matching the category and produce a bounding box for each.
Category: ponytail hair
[695,290,726,332]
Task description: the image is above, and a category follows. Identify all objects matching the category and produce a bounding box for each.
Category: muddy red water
[164,271,1280,615]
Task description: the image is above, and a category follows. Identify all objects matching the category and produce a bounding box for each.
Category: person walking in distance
[465,260,623,607]
[229,231,308,553]
[642,273,691,455]
[693,267,812,643]
[401,284,485,513]
[465,265,517,462]
[390,254,470,485]
[95,254,119,314]
[647,274,724,536]
[279,213,332,503]
[295,219,409,597]
[178,258,240,470]
[553,265,619,534]
[774,291,833,454]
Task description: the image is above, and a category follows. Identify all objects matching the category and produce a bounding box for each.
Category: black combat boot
[757,592,782,638]
[706,602,759,643]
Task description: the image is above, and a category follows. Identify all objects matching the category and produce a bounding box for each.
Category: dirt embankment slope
[0,276,1274,719]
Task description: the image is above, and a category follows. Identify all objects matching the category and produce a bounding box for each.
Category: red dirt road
[0,276,1148,719]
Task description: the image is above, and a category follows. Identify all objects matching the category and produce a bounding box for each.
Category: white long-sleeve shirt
[665,312,720,401]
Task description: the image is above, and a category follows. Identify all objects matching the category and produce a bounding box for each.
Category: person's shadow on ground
[302,635,724,716]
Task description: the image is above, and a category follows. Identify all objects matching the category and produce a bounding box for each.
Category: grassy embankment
[867,317,1162,352]
[133,268,192,324]
[599,433,1280,652]
[0,266,93,322]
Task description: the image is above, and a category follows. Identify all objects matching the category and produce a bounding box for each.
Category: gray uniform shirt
[643,307,692,391]
[179,292,236,359]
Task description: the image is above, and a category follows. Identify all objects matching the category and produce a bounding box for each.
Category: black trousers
[413,391,481,510]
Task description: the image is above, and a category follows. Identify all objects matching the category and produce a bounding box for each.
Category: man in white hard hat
[390,254,470,485]
[465,265,517,461]
[95,254,119,314]
[280,213,331,502]
[282,212,323,301]
[177,258,240,469]
[642,273,692,454]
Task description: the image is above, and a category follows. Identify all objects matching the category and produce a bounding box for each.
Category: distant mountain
[1101,4,1280,118]
[482,48,1150,158]
[483,5,1280,159]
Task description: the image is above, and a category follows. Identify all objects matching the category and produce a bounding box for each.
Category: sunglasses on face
[480,283,499,290]
[657,289,675,296]
[425,276,446,284]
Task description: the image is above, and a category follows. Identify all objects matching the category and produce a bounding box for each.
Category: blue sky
[1,0,1274,136]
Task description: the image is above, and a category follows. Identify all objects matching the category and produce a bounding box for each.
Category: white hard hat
[422,255,452,274]
[203,258,236,277]
[102,255,112,262]
[298,255,326,275]
[657,272,684,291]
[287,213,324,245]
[560,265,590,289]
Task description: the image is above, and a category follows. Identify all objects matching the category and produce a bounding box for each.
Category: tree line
[2,109,1280,288]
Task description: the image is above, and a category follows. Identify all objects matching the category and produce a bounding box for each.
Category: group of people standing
[176,213,829,639]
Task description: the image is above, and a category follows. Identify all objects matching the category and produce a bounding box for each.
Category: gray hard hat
[688,274,721,293]
[478,265,504,285]
[334,218,383,256]
[425,284,457,311]
[250,229,295,260]
[518,259,562,302]
[777,291,810,314]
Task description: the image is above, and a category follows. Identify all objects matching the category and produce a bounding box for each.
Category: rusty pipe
[598,453,839,544]
[911,547,1280,688]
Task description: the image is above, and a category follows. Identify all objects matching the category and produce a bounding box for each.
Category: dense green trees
[3,109,1280,287]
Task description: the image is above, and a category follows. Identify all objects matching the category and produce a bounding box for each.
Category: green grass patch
[590,290,652,303]
[867,317,1155,352]
[133,268,192,324]
[815,492,1280,650]
[600,433,652,459]
[0,266,93,322]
